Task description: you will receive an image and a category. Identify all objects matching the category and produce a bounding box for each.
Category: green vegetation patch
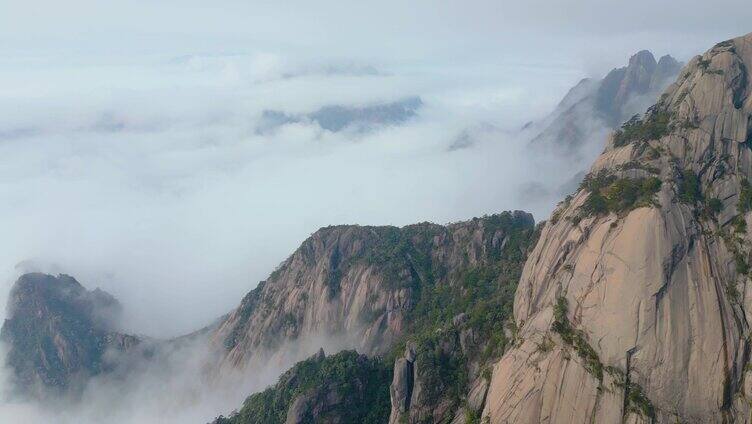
[213,350,391,424]
[719,228,750,277]
[678,170,702,204]
[384,212,539,413]
[613,110,672,147]
[363,223,445,290]
[412,329,470,406]
[578,171,662,218]
[625,382,656,419]
[706,198,724,215]
[733,215,748,234]
[551,297,603,381]
[605,367,656,420]
[738,179,752,213]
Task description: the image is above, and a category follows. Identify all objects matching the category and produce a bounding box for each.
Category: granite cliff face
[0,273,140,398]
[531,50,681,154]
[485,33,752,423]
[211,211,535,371]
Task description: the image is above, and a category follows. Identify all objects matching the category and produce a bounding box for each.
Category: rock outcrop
[485,32,752,423]
[0,273,140,398]
[531,50,682,154]
[210,211,536,372]
[389,342,416,422]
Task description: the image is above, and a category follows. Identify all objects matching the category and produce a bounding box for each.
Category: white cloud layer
[0,51,588,337]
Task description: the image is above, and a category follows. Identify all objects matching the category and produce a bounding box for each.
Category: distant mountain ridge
[530,50,682,154]
[256,97,422,134]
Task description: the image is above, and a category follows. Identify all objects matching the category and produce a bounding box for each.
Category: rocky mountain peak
[5,273,121,330]
[1,273,139,398]
[659,35,750,139]
[598,49,674,127]
[626,50,658,77]
[484,32,752,423]
[628,49,658,70]
[531,49,682,154]
[212,211,536,370]
[656,54,682,77]
[617,50,657,97]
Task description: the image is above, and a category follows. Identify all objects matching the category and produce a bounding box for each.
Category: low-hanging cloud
[0,326,362,424]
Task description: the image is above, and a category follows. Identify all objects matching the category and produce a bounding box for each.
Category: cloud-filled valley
[0,51,589,338]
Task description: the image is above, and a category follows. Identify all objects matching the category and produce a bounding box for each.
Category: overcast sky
[2,0,751,67]
[0,0,750,338]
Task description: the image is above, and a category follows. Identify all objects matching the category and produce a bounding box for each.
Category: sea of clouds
[0,29,699,424]
[0,51,594,337]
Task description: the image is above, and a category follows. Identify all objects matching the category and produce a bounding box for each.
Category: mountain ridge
[1,210,539,424]
[530,49,682,155]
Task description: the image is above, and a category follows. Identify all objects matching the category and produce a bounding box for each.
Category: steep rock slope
[211,211,536,372]
[0,273,140,398]
[485,33,752,423]
[531,50,681,154]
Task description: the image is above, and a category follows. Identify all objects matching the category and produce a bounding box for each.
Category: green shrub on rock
[578,171,662,218]
[613,110,672,147]
[678,170,702,204]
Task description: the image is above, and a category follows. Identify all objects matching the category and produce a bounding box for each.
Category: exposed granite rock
[485,32,752,423]
[389,342,416,423]
[211,211,536,372]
